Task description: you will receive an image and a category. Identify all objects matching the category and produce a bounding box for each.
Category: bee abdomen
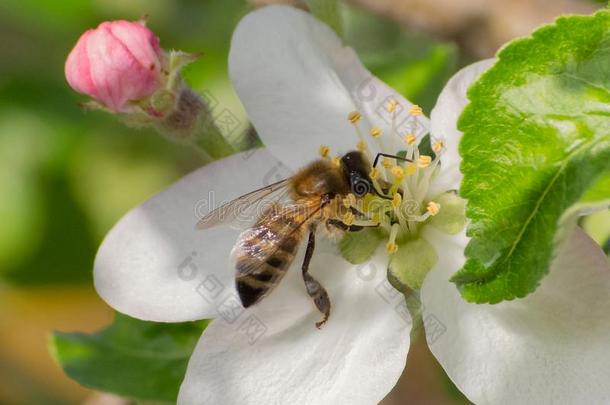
[235,222,304,308]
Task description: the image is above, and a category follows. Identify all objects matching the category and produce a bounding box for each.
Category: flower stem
[159,88,236,160]
[190,116,236,160]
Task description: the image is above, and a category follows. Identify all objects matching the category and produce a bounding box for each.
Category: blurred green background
[0,0,607,404]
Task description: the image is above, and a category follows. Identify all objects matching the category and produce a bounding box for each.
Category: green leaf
[453,10,610,303]
[305,0,343,37]
[417,134,437,161]
[51,313,206,402]
[339,227,383,264]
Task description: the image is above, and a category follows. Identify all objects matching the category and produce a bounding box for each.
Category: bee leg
[302,227,331,329]
[327,219,364,232]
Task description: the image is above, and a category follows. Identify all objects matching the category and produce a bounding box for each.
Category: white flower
[94,5,610,405]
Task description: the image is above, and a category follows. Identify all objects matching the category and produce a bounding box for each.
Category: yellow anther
[357,140,367,152]
[432,140,445,153]
[418,155,432,168]
[319,145,330,158]
[369,168,379,179]
[382,158,393,168]
[387,99,399,113]
[391,165,404,179]
[371,213,382,224]
[409,104,423,116]
[332,156,341,168]
[386,241,398,254]
[343,211,355,226]
[404,163,417,176]
[392,192,402,209]
[342,193,357,208]
[348,111,361,124]
[404,133,417,145]
[427,201,440,216]
[369,127,382,138]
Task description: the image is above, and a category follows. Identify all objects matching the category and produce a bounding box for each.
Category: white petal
[229,5,428,170]
[428,59,495,197]
[178,244,411,404]
[94,149,292,322]
[422,227,610,404]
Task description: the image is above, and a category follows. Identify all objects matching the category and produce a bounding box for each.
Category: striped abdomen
[234,206,307,308]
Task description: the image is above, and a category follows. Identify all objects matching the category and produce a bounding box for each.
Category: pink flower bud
[65,20,164,112]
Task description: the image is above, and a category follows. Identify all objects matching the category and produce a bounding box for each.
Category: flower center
[323,99,466,291]
[349,100,444,247]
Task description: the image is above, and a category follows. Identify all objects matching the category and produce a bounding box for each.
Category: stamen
[348,111,361,124]
[391,165,405,180]
[418,155,432,168]
[386,223,400,254]
[349,112,372,160]
[387,99,399,113]
[319,145,330,158]
[369,127,382,138]
[409,104,423,116]
[404,133,417,145]
[386,242,398,254]
[392,192,402,209]
[427,201,440,216]
[343,211,355,226]
[340,104,446,255]
[342,193,357,208]
[404,163,417,176]
[432,140,445,153]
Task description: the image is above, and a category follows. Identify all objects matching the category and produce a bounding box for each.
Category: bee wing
[196,178,291,230]
[230,200,322,278]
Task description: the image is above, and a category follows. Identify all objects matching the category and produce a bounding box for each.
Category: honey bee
[197,151,408,328]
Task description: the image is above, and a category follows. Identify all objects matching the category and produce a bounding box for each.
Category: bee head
[341,151,373,198]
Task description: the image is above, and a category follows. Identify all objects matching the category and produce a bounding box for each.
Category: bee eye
[350,172,371,197]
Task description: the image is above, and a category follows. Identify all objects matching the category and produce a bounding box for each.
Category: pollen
[432,140,445,153]
[382,158,393,169]
[405,163,417,176]
[357,140,367,152]
[369,167,379,179]
[387,99,399,113]
[369,127,383,138]
[386,241,398,254]
[331,156,341,168]
[348,111,361,124]
[404,133,417,145]
[342,193,357,208]
[343,211,355,226]
[391,165,405,179]
[392,192,402,209]
[418,155,432,168]
[427,201,440,216]
[319,145,330,158]
[409,104,423,116]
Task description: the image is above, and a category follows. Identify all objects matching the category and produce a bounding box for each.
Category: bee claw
[315,314,329,329]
